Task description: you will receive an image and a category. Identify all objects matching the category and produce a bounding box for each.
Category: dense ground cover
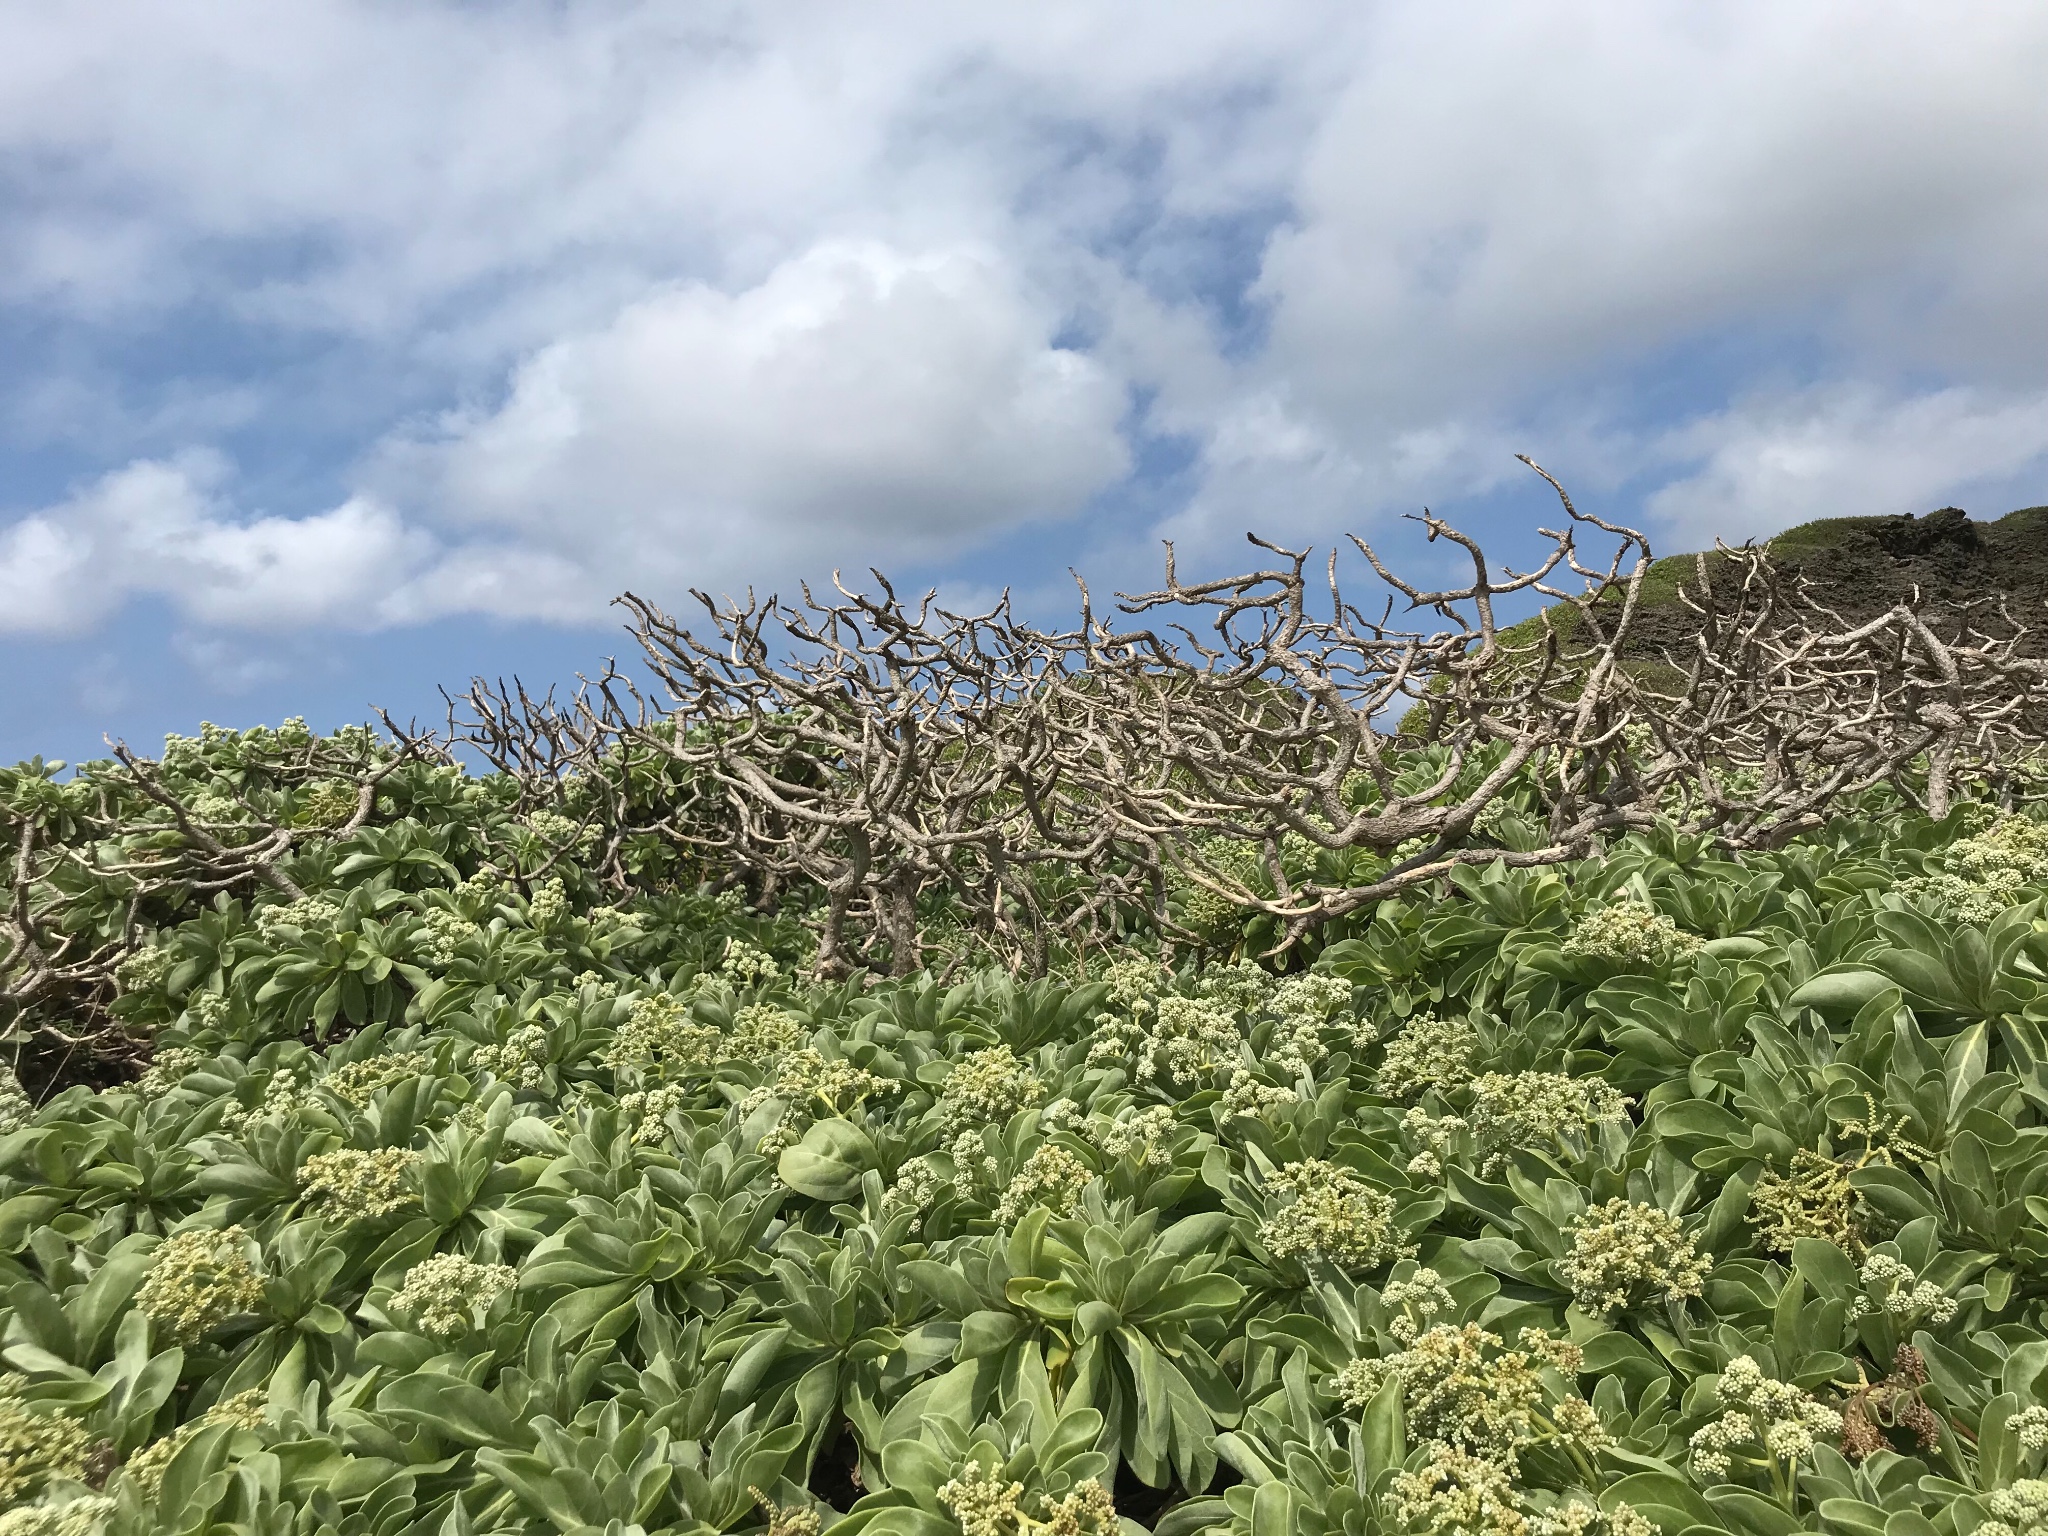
[3,718,2048,1536]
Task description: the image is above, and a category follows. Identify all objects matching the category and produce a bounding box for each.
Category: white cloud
[1256,2,2048,424]
[390,240,1130,605]
[1646,386,2048,548]
[0,456,433,635]
[4,1,2048,643]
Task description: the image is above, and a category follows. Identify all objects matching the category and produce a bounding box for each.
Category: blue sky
[4,2,2047,766]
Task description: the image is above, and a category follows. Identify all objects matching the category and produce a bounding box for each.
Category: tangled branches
[8,462,2046,1058]
[2,717,445,1077]
[606,460,2048,971]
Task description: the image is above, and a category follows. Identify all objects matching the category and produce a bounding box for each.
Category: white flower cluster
[1140,996,1243,1084]
[0,1376,90,1506]
[718,939,780,988]
[1375,1013,1481,1099]
[115,943,174,993]
[880,1157,947,1233]
[413,906,480,966]
[255,896,341,943]
[617,1084,690,1145]
[937,1047,1044,1136]
[322,1052,431,1107]
[0,1069,32,1134]
[526,878,568,928]
[1560,899,1703,970]
[1383,1443,1522,1536]
[0,1494,118,1536]
[1528,1499,1655,1536]
[1381,1267,1457,1344]
[1468,1073,1632,1175]
[135,1226,267,1344]
[188,791,257,827]
[1400,1107,1468,1181]
[218,1068,312,1130]
[1556,1200,1709,1317]
[607,994,719,1077]
[1846,1254,1958,1325]
[1263,972,1350,1075]
[524,810,587,846]
[135,1047,204,1100]
[994,1144,1096,1225]
[1688,1356,1842,1481]
[936,1458,1117,1536]
[2012,1406,2048,1452]
[471,1023,552,1089]
[730,1004,807,1061]
[1199,959,1275,1012]
[1218,1070,1298,1121]
[293,778,360,829]
[741,1049,900,1157]
[1260,1159,1402,1270]
[1979,1479,2048,1536]
[299,1147,418,1221]
[117,1389,266,1500]
[391,1253,516,1340]
[1334,1322,1590,1467]
[1098,1105,1178,1169]
[1896,816,2048,926]
[183,991,231,1034]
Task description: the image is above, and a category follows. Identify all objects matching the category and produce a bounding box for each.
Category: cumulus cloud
[1646,386,2048,548]
[3,0,2048,651]
[389,240,1130,606]
[0,456,432,635]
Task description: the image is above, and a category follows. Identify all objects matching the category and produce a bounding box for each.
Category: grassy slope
[1498,502,2048,658]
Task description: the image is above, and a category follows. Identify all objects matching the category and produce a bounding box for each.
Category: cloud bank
[2,1,2045,639]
